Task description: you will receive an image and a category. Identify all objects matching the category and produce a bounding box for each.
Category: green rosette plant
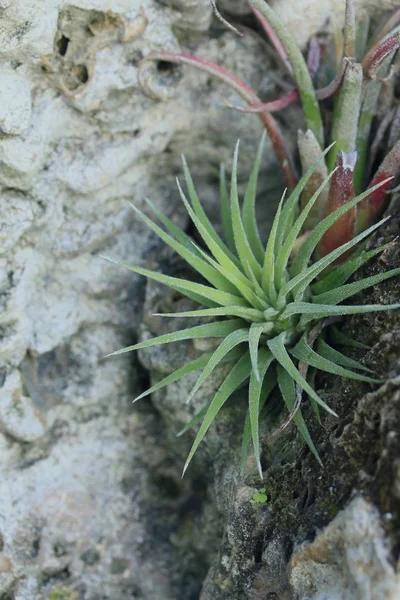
[105,136,400,478]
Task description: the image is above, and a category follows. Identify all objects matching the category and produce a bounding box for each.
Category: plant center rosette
[104,137,400,478]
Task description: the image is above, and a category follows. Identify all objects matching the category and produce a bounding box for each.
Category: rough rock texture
[270,0,400,48]
[0,1,292,598]
[290,497,400,600]
[1,0,399,599]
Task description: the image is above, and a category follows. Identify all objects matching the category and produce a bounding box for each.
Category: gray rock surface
[270,0,400,48]
[0,1,286,598]
[0,0,399,599]
[290,497,400,600]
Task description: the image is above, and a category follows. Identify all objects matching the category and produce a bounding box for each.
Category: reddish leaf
[362,31,400,80]
[318,151,358,258]
[357,140,400,231]
[250,5,293,74]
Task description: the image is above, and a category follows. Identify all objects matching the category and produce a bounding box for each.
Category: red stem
[226,59,348,114]
[146,52,297,189]
[250,5,293,74]
[362,31,400,79]
[358,140,400,230]
[225,89,298,113]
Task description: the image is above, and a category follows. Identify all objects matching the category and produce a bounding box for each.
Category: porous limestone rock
[0,71,32,135]
[0,370,46,442]
[270,0,400,48]
[0,0,286,598]
[290,497,400,600]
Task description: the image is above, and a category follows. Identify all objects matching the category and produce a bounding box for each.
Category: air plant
[143,0,400,255]
[104,1,400,478]
[105,137,400,478]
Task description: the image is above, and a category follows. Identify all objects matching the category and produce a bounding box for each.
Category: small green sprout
[253,488,268,503]
[105,137,400,478]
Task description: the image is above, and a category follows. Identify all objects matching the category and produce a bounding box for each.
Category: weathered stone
[270,0,400,48]
[0,371,46,442]
[290,497,400,600]
[218,0,252,15]
[0,71,31,135]
[1,1,279,594]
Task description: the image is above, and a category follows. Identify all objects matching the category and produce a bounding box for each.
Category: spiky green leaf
[107,319,243,357]
[313,268,400,305]
[187,329,249,403]
[103,256,248,308]
[183,353,252,476]
[242,132,266,262]
[249,348,274,478]
[281,217,389,302]
[275,143,335,253]
[230,141,263,281]
[177,404,209,437]
[290,177,392,276]
[249,323,266,381]
[176,180,252,285]
[262,189,285,300]
[155,306,264,321]
[311,243,389,294]
[133,352,212,403]
[144,198,201,255]
[220,163,235,252]
[130,203,239,294]
[281,301,400,323]
[182,156,239,263]
[268,333,337,417]
[330,326,370,350]
[316,338,374,373]
[290,334,381,383]
[133,346,244,404]
[276,364,322,465]
[240,373,276,473]
[275,169,335,287]
[194,243,267,309]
